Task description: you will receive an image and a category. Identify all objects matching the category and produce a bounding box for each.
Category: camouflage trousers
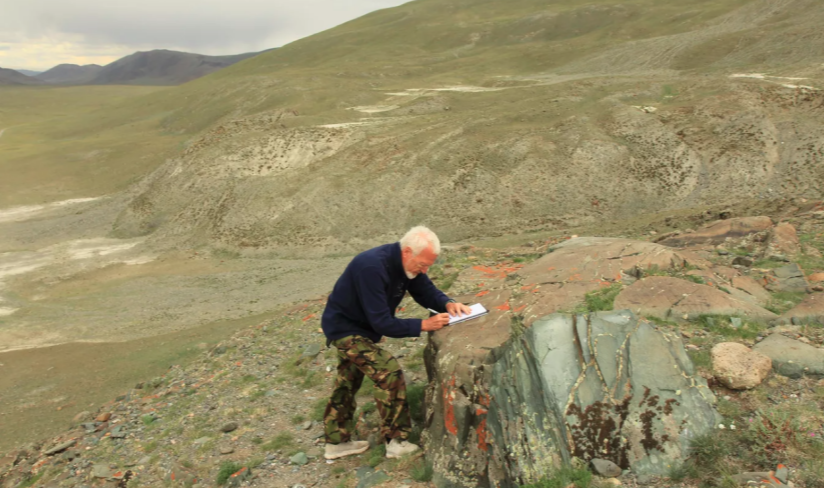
[323,335,411,444]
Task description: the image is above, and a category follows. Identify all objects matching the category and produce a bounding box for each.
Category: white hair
[400,226,441,256]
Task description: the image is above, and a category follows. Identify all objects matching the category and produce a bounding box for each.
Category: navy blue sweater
[322,243,452,344]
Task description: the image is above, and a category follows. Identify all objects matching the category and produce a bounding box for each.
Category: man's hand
[446,301,472,318]
[422,313,450,332]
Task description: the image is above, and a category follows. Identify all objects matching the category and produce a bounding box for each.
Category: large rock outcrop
[614,276,777,322]
[779,293,824,325]
[509,237,708,323]
[423,300,719,487]
[658,217,774,248]
[753,334,825,377]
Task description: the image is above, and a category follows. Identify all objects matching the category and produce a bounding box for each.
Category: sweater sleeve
[354,266,422,338]
[407,273,451,312]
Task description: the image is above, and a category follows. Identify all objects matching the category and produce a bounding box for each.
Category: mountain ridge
[0,67,45,86]
[35,63,103,84]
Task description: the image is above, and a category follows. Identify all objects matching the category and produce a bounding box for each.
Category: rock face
[711,343,772,389]
[731,276,772,306]
[614,276,777,322]
[764,264,809,293]
[753,334,824,377]
[764,223,800,257]
[511,237,707,322]
[424,306,718,487]
[659,217,773,248]
[779,293,824,325]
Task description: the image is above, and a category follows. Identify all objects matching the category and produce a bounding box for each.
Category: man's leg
[337,336,417,457]
[324,338,365,444]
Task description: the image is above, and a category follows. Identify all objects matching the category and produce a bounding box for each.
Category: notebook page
[448,303,488,325]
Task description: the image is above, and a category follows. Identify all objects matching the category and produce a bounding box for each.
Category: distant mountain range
[37,50,259,85]
[0,49,261,86]
[0,67,46,85]
[15,69,42,77]
[36,64,103,84]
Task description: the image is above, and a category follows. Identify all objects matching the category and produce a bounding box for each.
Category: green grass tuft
[407,383,427,423]
[311,397,328,422]
[764,291,806,315]
[411,458,434,481]
[520,465,592,488]
[367,443,386,467]
[216,461,244,485]
[579,283,623,313]
[261,432,294,452]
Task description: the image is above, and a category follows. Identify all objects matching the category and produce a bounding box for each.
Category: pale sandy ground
[0,195,353,452]
[0,197,351,352]
[0,197,102,224]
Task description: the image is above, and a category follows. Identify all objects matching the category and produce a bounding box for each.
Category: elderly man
[321,226,471,460]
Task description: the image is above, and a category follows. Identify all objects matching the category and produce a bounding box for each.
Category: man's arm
[354,266,424,338]
[407,273,451,312]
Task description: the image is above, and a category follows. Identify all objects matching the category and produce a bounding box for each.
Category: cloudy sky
[0,0,409,71]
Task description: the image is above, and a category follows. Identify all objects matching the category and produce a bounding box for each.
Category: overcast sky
[0,0,409,71]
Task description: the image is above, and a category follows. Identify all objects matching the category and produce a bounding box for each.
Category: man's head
[399,226,441,279]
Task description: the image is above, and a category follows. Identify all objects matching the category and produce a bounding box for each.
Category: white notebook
[448,303,489,325]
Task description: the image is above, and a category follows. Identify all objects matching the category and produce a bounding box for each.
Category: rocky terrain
[1,208,821,488]
[0,0,822,486]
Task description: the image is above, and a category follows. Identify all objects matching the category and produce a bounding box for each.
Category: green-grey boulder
[424,299,719,488]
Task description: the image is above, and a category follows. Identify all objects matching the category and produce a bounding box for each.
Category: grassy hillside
[0,85,183,206]
[149,0,821,133]
[101,0,821,253]
[0,0,821,244]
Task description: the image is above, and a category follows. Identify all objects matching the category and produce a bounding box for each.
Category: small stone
[730,317,742,329]
[355,466,375,480]
[301,421,313,430]
[681,330,693,338]
[214,345,227,355]
[137,456,151,465]
[44,439,77,456]
[591,458,622,477]
[356,470,390,488]
[92,464,113,478]
[297,344,322,364]
[220,422,239,433]
[775,465,789,484]
[732,256,753,267]
[193,436,211,445]
[220,446,234,455]
[95,412,112,422]
[110,425,127,438]
[712,342,772,389]
[290,452,308,465]
[72,411,92,423]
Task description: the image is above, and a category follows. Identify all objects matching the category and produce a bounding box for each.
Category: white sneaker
[324,440,369,460]
[385,438,420,459]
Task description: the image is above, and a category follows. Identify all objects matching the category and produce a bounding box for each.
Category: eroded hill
[103,0,823,254]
